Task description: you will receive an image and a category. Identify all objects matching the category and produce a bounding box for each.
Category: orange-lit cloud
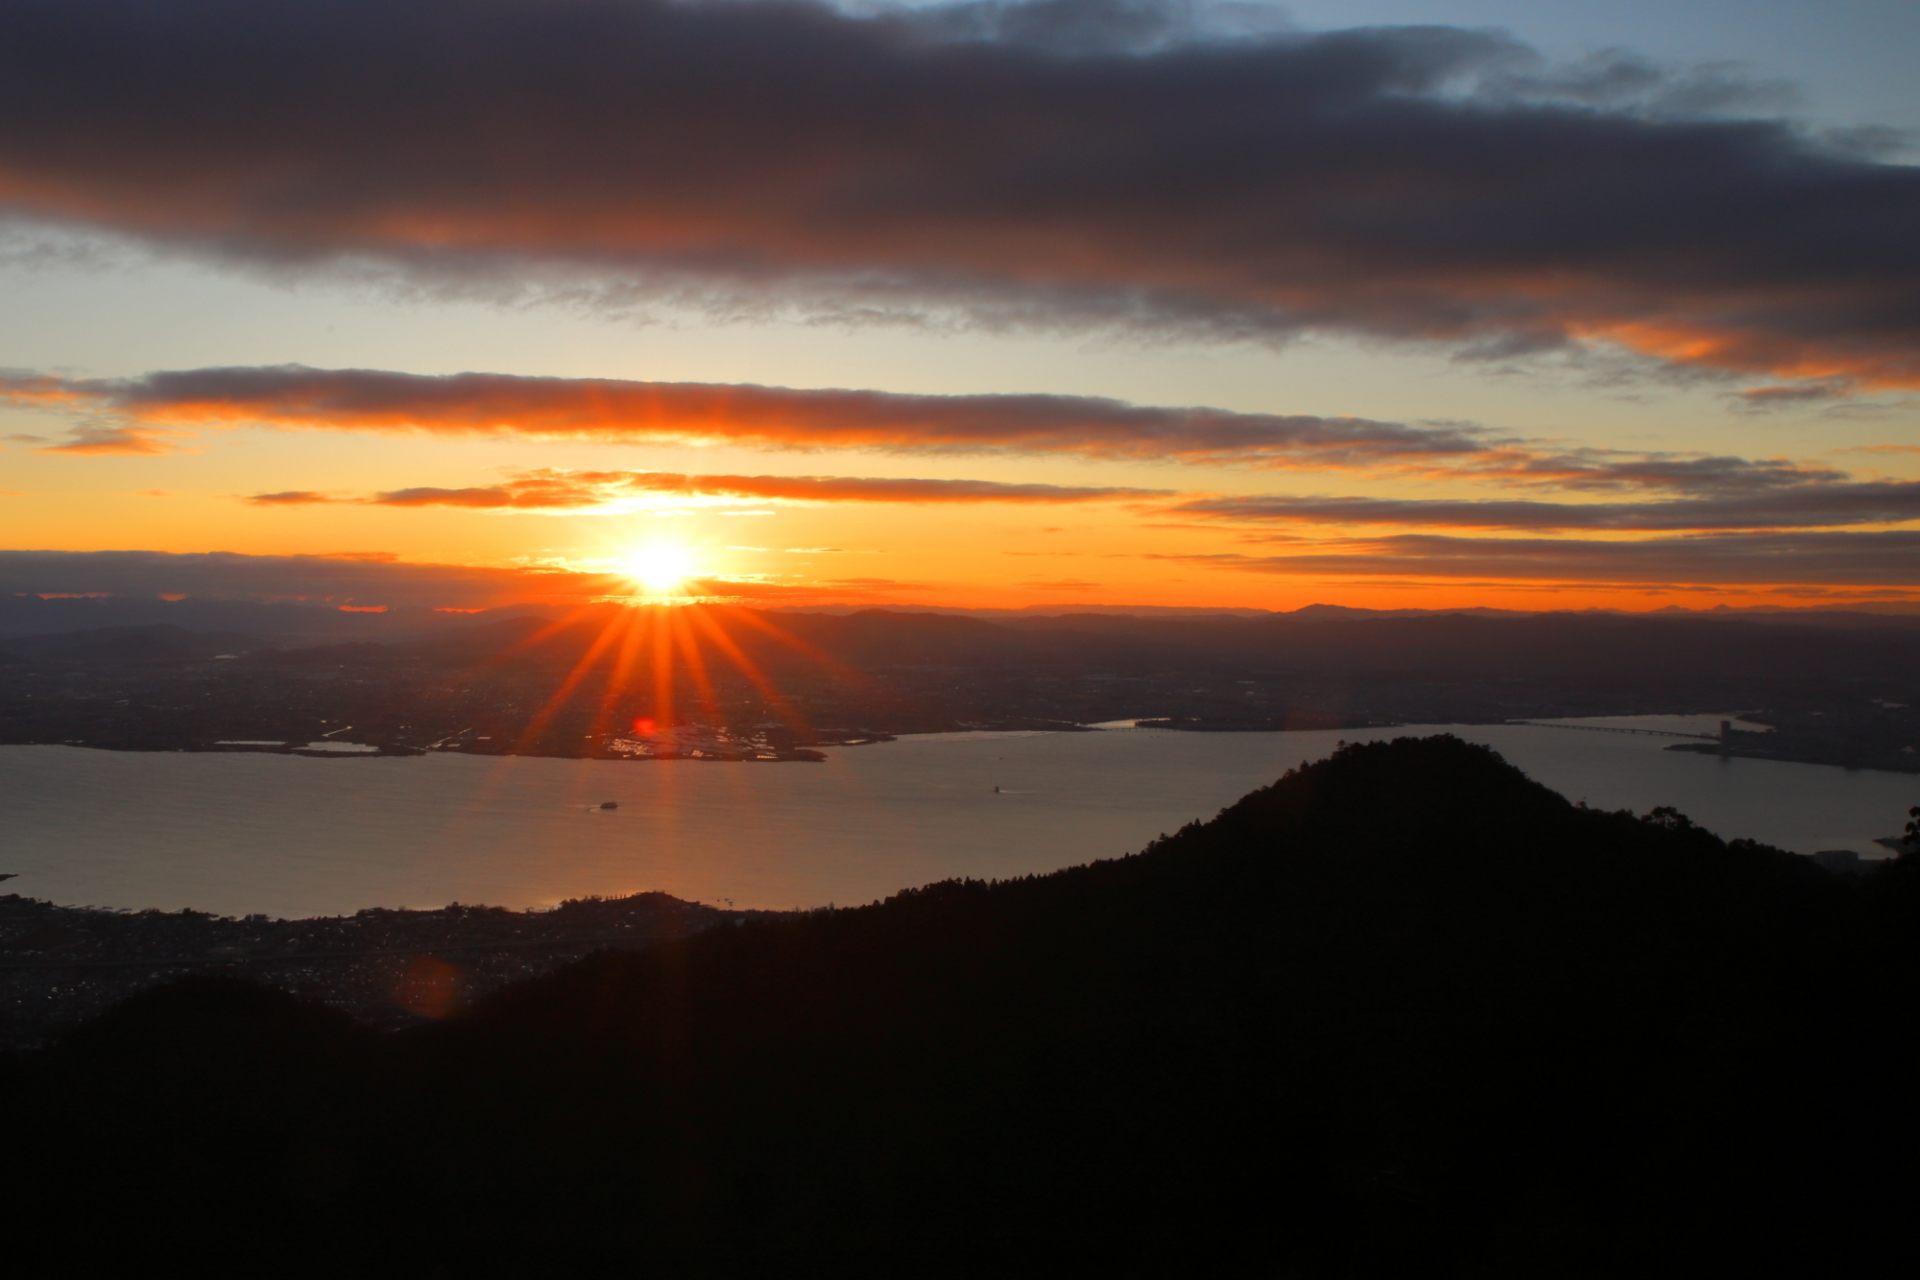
[0,374,85,405]
[3,3,1914,384]
[37,426,180,456]
[7,365,1488,466]
[21,367,1898,506]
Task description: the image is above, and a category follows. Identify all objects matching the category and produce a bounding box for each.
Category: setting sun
[619,540,697,597]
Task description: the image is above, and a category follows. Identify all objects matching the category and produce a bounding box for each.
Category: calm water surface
[1,715,1910,917]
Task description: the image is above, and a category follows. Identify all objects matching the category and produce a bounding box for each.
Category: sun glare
[620,540,698,598]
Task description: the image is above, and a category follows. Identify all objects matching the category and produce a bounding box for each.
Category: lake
[2,715,1911,918]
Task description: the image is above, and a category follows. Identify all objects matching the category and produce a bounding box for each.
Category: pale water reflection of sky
[2,720,1909,918]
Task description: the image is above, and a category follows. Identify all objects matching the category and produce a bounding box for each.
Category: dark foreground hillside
[6,737,1916,1275]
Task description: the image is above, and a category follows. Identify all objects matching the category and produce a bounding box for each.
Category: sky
[1,0,1916,614]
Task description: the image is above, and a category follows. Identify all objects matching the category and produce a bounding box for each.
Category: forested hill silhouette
[6,737,1916,1274]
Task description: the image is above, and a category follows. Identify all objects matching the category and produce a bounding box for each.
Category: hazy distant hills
[0,623,260,665]
[0,592,477,643]
[181,601,1920,684]
[7,592,1920,703]
[6,590,1919,645]
[6,737,1915,1273]
[359,602,1920,696]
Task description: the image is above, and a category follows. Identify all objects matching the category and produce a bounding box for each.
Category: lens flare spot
[395,954,461,1020]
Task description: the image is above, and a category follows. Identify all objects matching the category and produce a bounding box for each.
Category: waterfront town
[0,889,775,1049]
[5,607,1919,778]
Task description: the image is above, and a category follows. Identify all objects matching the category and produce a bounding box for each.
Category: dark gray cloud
[889,0,1294,56]
[1169,480,1920,532]
[1467,449,1844,494]
[0,548,901,607]
[1473,48,1800,118]
[246,490,332,505]
[1,1,1914,381]
[1733,381,1855,410]
[1159,530,1920,586]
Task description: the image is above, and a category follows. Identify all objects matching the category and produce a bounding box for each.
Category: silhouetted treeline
[4,737,1916,1274]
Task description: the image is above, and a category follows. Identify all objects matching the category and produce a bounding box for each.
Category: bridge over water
[1509,720,1717,742]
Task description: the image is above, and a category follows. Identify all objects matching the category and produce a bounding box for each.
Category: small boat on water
[599,800,620,811]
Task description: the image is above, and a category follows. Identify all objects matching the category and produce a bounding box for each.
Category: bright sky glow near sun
[1,0,1916,614]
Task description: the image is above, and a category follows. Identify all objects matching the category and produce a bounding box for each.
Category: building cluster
[0,891,761,1049]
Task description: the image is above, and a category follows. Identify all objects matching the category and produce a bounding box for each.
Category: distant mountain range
[6,591,1919,645]
[6,737,1915,1272]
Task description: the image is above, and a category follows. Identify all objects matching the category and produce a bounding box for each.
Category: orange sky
[1,4,1917,615]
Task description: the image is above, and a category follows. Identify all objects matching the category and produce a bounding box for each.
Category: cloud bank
[0,548,891,608]
[1163,530,1920,587]
[2,1,1915,382]
[0,549,604,609]
[1168,481,1920,532]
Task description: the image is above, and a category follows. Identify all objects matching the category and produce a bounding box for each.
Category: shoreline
[8,706,1916,781]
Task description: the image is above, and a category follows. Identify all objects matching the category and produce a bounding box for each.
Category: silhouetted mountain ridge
[5,737,1915,1274]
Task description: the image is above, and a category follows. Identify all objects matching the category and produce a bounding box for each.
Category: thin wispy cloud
[36,426,181,456]
[245,469,1167,510]
[0,549,599,609]
[1458,449,1845,495]
[0,548,904,608]
[1732,381,1857,410]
